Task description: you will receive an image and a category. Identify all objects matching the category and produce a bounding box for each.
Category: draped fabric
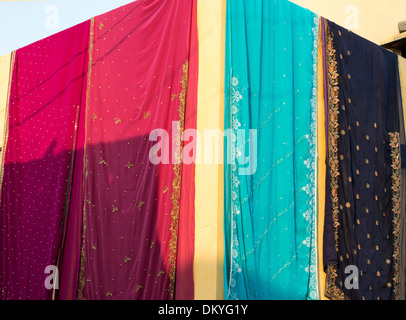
[224,0,319,300]
[57,62,88,300]
[176,0,198,300]
[0,21,90,300]
[399,56,406,300]
[77,0,197,300]
[323,19,405,300]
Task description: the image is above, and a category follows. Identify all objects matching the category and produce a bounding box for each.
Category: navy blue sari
[323,19,405,300]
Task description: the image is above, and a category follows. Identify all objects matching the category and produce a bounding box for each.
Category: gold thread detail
[324,21,345,301]
[168,60,188,299]
[389,132,401,300]
[325,22,340,252]
[77,17,95,300]
[325,264,345,300]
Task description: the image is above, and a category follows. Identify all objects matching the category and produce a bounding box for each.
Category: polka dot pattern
[0,21,91,300]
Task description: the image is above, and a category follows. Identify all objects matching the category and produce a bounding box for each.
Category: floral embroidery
[227,12,319,301]
[143,111,151,119]
[168,60,189,299]
[137,201,145,211]
[389,132,401,300]
[325,264,345,300]
[228,74,243,300]
[324,20,346,301]
[77,18,95,300]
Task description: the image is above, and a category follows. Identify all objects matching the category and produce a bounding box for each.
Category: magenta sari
[0,21,90,300]
[77,0,197,300]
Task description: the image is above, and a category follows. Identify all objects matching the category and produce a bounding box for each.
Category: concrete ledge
[399,20,406,33]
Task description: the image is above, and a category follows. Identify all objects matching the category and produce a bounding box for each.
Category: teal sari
[224,0,319,300]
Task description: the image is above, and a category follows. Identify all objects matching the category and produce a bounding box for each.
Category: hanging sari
[399,56,406,300]
[57,52,89,300]
[323,19,405,300]
[0,21,90,300]
[224,0,319,300]
[77,0,197,300]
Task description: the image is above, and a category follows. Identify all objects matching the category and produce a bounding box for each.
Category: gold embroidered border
[168,60,188,299]
[325,264,345,300]
[77,17,95,300]
[325,23,340,251]
[324,21,345,301]
[0,51,16,202]
[389,131,401,300]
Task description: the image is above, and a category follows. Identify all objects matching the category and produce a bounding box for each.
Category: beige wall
[194,0,226,300]
[290,0,406,45]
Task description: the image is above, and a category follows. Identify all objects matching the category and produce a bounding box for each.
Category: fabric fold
[77,0,197,300]
[224,0,319,300]
[323,19,404,300]
[0,21,90,300]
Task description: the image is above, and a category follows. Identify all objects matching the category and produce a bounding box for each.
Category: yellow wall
[0,53,11,161]
[290,0,406,45]
[316,24,327,299]
[194,0,226,300]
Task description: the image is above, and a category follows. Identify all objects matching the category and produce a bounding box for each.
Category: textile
[0,21,90,300]
[224,0,319,300]
[323,19,404,300]
[77,0,197,300]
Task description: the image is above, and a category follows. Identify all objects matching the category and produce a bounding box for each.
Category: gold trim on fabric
[168,60,188,299]
[324,264,345,300]
[325,23,340,252]
[77,17,94,300]
[0,51,16,202]
[389,131,401,300]
[324,21,345,301]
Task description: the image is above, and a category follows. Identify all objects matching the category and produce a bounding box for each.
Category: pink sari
[0,21,90,300]
[77,0,197,300]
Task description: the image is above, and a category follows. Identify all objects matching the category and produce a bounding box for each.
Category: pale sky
[0,0,136,56]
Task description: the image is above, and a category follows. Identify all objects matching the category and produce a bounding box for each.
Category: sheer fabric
[323,19,405,300]
[57,57,89,300]
[399,56,406,300]
[77,0,197,300]
[224,0,319,300]
[0,21,90,300]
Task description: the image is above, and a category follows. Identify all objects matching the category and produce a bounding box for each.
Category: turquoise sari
[224,0,319,300]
